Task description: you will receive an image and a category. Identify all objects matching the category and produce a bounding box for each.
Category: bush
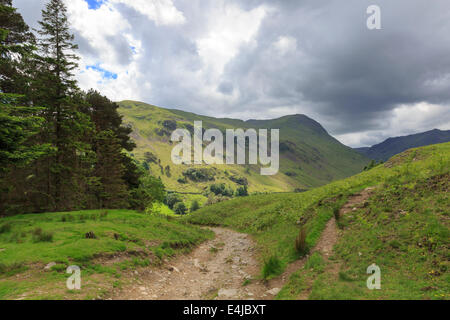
[177,177,187,184]
[235,185,249,197]
[183,168,215,182]
[295,227,307,255]
[162,120,177,130]
[129,175,166,212]
[210,183,234,197]
[229,175,248,186]
[190,200,200,212]
[166,193,182,209]
[363,160,381,171]
[174,202,188,215]
[144,151,158,164]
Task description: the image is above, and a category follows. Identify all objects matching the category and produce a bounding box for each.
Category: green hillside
[187,142,450,299]
[118,100,369,196]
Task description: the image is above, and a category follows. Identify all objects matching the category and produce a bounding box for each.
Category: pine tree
[33,0,94,210]
[0,0,35,93]
[0,94,48,171]
[84,91,132,208]
[94,130,128,208]
[0,1,53,215]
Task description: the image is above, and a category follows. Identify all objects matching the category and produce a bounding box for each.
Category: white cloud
[273,36,297,55]
[111,0,185,26]
[196,3,268,80]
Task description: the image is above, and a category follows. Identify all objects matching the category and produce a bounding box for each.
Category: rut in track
[112,188,374,300]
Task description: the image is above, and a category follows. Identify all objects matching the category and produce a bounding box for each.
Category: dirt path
[112,188,374,300]
[296,187,375,299]
[112,227,275,300]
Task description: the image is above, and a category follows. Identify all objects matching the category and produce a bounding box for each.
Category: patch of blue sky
[85,0,106,10]
[86,64,118,80]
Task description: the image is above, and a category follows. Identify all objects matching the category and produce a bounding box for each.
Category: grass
[0,209,213,300]
[262,256,284,279]
[188,142,450,296]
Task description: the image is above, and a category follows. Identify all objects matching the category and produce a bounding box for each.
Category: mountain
[356,129,450,161]
[118,101,369,194]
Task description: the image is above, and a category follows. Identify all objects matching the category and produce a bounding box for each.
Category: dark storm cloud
[216,0,450,139]
[13,0,450,146]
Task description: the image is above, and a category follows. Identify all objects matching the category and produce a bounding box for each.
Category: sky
[14,0,450,147]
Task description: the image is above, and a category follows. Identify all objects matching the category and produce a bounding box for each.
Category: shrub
[190,200,200,212]
[162,120,177,130]
[183,168,215,182]
[262,256,283,279]
[295,227,307,254]
[363,160,381,171]
[177,177,187,184]
[229,175,248,186]
[174,202,188,215]
[144,151,158,164]
[0,222,12,234]
[166,193,182,209]
[235,185,249,197]
[210,183,234,197]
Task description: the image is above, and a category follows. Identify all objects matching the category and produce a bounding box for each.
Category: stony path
[112,227,278,300]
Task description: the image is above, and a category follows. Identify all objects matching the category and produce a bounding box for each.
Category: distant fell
[356,129,450,161]
[118,100,369,193]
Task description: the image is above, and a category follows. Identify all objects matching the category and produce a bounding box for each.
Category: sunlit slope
[118,100,369,193]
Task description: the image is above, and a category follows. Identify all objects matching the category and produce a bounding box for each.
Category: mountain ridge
[355,129,450,161]
[118,100,369,196]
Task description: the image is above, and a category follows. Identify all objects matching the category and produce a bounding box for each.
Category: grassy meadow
[0,209,213,300]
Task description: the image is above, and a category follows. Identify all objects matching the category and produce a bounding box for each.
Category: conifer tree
[0,0,35,93]
[33,0,94,210]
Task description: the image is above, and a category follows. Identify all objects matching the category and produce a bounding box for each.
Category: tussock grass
[262,256,283,279]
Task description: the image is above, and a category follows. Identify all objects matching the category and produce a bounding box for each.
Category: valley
[1,142,448,300]
[118,100,369,205]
